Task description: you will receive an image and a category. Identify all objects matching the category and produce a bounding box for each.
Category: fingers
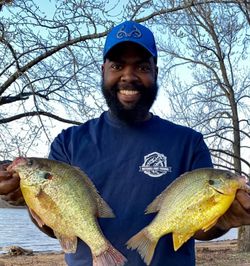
[236,190,250,211]
[1,187,25,206]
[1,187,23,201]
[0,170,12,181]
[0,162,11,171]
[0,173,20,195]
[218,190,250,229]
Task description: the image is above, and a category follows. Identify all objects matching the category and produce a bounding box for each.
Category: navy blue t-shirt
[49,111,213,266]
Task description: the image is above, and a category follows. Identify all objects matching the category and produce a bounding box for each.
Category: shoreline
[1,240,250,266]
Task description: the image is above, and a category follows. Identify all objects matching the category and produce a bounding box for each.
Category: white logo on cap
[116,25,142,39]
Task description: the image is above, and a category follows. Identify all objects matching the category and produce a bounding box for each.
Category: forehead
[105,42,153,62]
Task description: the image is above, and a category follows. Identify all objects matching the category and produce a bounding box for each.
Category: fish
[7,157,127,266]
[126,168,250,265]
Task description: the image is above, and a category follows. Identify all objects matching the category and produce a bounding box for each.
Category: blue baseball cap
[103,21,157,61]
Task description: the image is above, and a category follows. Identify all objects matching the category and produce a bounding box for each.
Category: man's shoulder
[154,115,201,136]
[59,113,105,135]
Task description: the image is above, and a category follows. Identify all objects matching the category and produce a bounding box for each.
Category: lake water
[0,208,238,254]
[0,208,62,254]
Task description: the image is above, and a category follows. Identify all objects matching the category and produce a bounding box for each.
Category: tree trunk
[238,226,250,252]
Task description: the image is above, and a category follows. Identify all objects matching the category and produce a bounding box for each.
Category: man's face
[102,42,158,123]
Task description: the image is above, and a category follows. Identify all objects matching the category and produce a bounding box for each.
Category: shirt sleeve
[191,133,213,170]
[48,130,71,164]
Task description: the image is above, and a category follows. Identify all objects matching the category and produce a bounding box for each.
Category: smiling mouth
[118,89,141,103]
[119,89,140,95]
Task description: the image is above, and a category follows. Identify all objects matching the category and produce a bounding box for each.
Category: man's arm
[194,189,250,240]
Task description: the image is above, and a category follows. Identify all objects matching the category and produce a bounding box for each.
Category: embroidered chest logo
[140,152,172,177]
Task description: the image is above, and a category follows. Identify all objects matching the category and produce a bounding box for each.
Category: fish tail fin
[126,228,158,266]
[93,243,127,266]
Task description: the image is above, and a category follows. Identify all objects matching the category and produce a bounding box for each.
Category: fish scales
[147,172,213,236]
[127,168,250,265]
[7,157,127,266]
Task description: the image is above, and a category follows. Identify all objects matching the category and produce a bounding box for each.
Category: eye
[138,63,151,72]
[226,173,233,179]
[208,179,215,185]
[111,62,122,71]
[44,172,53,180]
[27,159,33,166]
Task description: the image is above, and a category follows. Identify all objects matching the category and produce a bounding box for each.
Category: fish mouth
[7,157,27,172]
[211,175,250,195]
[238,175,250,193]
[211,187,225,195]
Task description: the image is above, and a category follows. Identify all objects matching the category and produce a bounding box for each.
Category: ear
[155,65,158,81]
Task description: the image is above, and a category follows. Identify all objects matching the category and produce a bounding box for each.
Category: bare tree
[0,0,118,158]
[155,2,250,250]
[1,0,249,249]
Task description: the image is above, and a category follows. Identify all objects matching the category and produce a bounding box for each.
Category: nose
[120,66,138,83]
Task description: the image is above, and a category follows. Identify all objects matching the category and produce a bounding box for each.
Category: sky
[1,1,249,174]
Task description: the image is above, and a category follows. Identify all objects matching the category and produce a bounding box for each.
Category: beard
[101,79,158,124]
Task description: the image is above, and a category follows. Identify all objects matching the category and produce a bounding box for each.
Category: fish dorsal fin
[172,231,194,251]
[73,167,115,218]
[145,189,168,214]
[95,197,115,218]
[54,231,77,253]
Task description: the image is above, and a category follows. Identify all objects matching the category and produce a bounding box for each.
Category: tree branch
[0,111,82,125]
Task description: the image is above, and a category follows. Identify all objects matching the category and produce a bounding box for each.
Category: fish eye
[27,159,33,166]
[226,173,233,179]
[44,172,52,180]
[208,179,215,185]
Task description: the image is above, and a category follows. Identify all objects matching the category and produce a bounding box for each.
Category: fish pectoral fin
[35,189,61,212]
[54,231,77,253]
[202,216,220,232]
[29,208,45,227]
[172,231,194,251]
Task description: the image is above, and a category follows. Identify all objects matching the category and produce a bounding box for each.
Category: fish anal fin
[29,208,45,227]
[172,231,194,251]
[54,231,77,253]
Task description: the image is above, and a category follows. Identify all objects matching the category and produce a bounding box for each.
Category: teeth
[119,90,139,95]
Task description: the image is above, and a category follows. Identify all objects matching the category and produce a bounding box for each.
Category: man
[1,21,250,266]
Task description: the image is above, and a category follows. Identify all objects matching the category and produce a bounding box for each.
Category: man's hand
[0,162,25,206]
[195,189,250,241]
[216,190,250,231]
